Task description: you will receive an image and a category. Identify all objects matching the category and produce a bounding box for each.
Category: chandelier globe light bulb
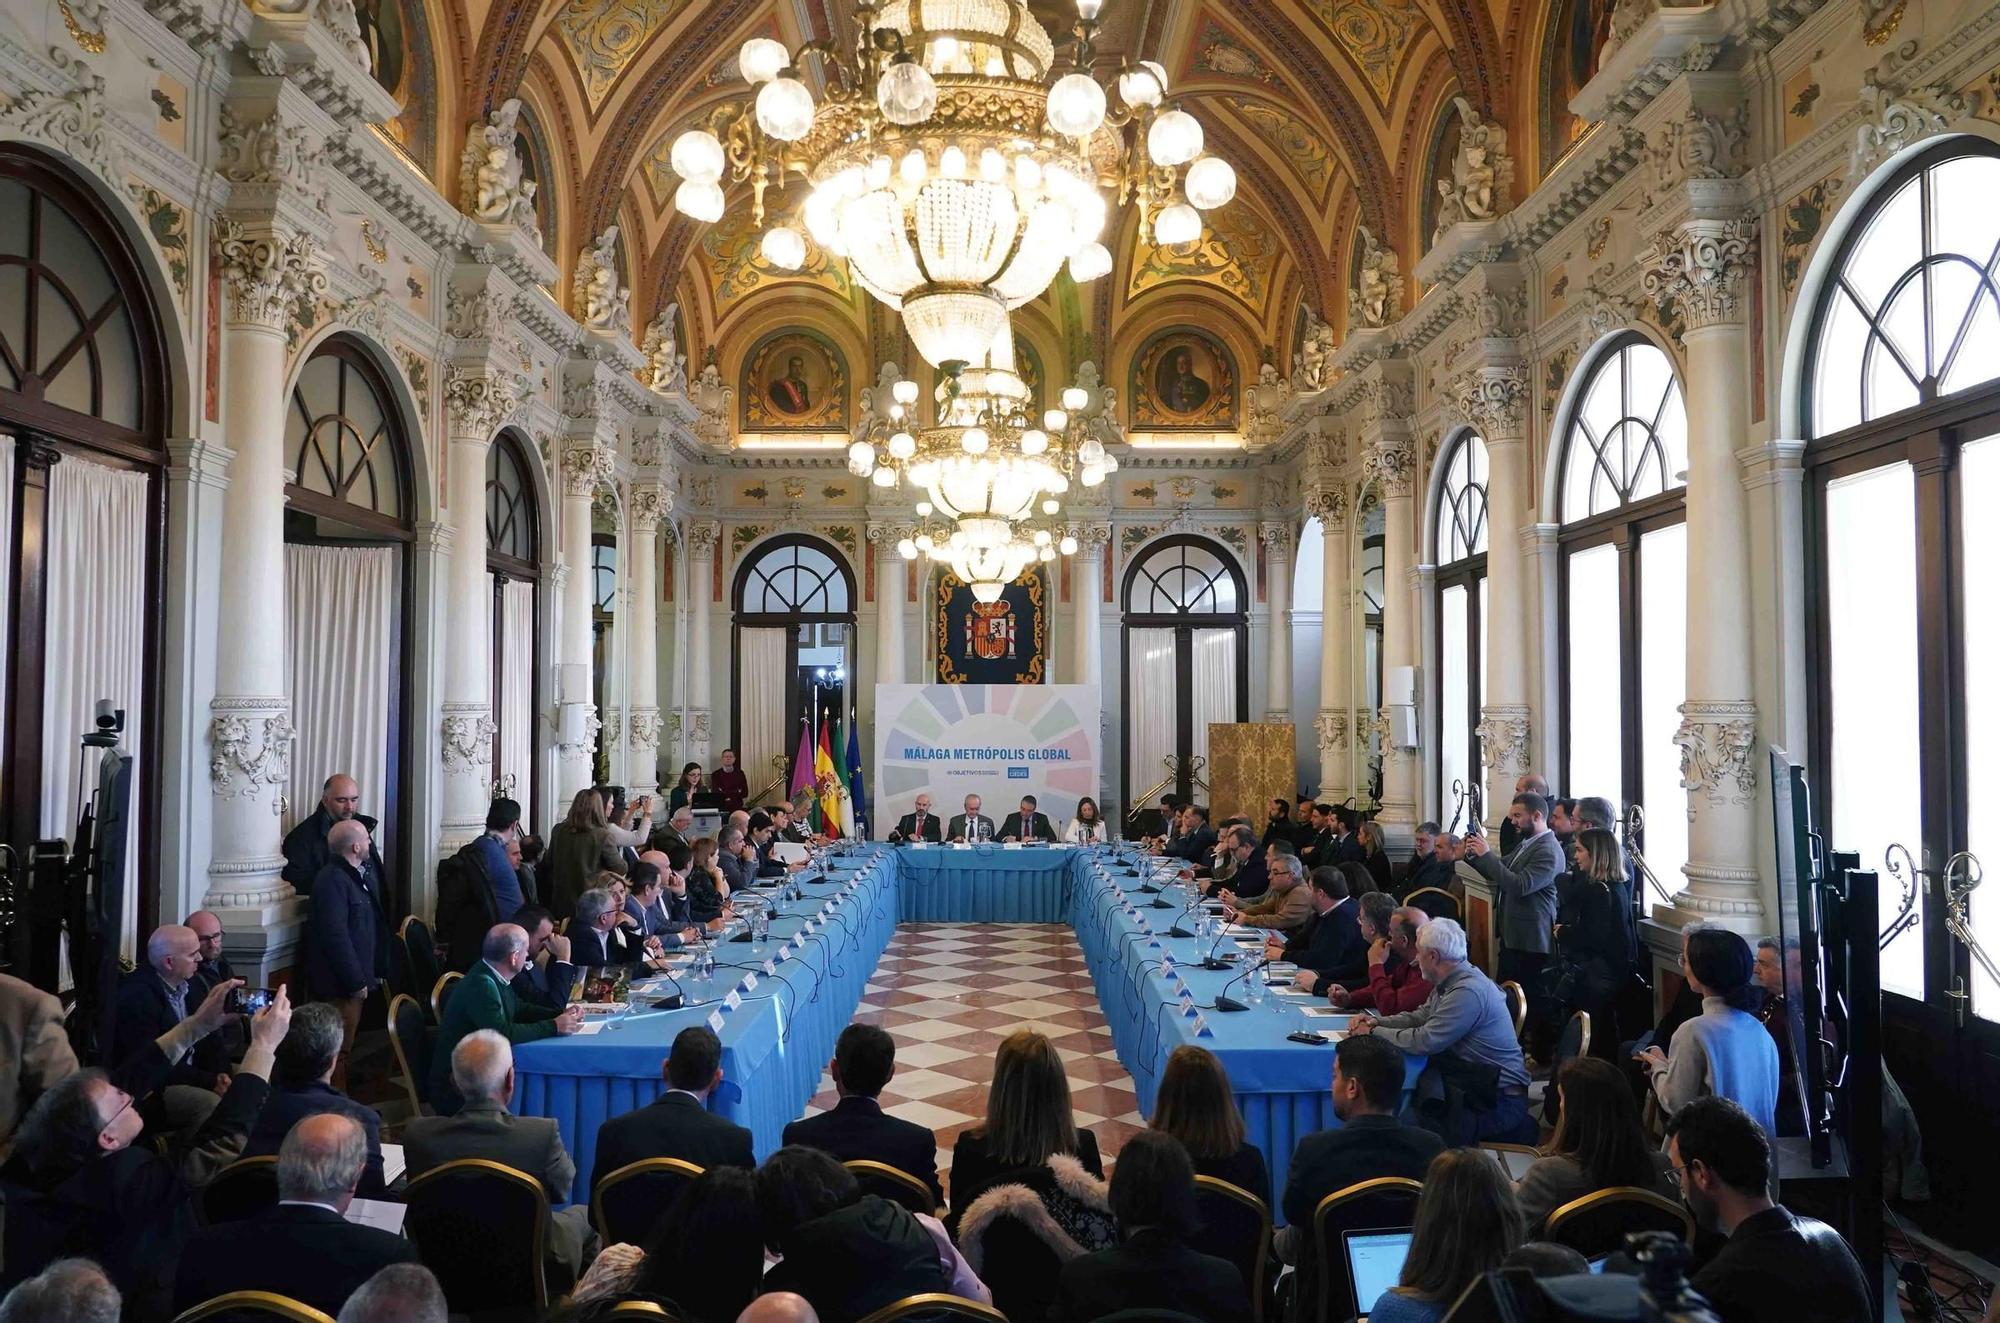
[756,76,816,141]
[670,129,726,182]
[674,179,727,223]
[760,225,807,270]
[1153,201,1201,246]
[1059,534,1079,555]
[1184,156,1237,210]
[737,37,790,84]
[877,58,938,125]
[1047,72,1107,138]
[1147,108,1203,166]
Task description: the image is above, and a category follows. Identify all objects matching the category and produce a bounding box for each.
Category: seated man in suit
[749,812,804,878]
[893,792,944,843]
[998,795,1060,844]
[186,909,247,1060]
[1295,804,1337,869]
[1223,852,1313,934]
[403,1030,594,1282]
[1156,804,1217,864]
[1325,904,1431,1015]
[507,904,576,1011]
[1268,867,1368,991]
[429,924,582,1114]
[1398,821,1457,899]
[947,794,997,844]
[781,1023,942,1208]
[771,804,812,846]
[570,886,650,968]
[174,1112,416,1317]
[1198,828,1270,900]
[1275,1035,1441,1267]
[649,804,697,855]
[241,1001,387,1196]
[111,924,230,1139]
[716,825,755,894]
[592,1025,754,1195]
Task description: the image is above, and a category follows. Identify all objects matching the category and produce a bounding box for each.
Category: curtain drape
[0,435,13,760]
[1190,627,1238,777]
[41,453,148,958]
[285,544,398,834]
[1127,628,1176,807]
[738,628,788,803]
[501,577,536,827]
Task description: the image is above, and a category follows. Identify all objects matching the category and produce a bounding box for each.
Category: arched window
[1122,536,1248,824]
[486,432,540,819]
[283,338,416,905]
[591,530,617,782]
[1557,333,1688,894]
[1360,530,1384,805]
[1433,431,1489,823]
[1805,139,2000,1010]
[0,144,169,956]
[732,535,856,802]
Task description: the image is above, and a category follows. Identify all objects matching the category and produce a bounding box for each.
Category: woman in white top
[1636,926,1778,1140]
[1063,796,1109,845]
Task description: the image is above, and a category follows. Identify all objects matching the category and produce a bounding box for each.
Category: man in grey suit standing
[402,1031,594,1285]
[1464,791,1562,1046]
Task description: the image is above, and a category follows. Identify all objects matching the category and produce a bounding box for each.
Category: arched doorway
[731,535,855,805]
[1121,535,1248,820]
[282,337,416,910]
[1431,429,1489,825]
[487,431,541,824]
[0,144,170,962]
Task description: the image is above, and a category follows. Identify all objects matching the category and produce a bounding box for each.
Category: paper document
[1299,1005,1350,1020]
[380,1142,406,1186]
[771,841,809,864]
[346,1198,407,1234]
[570,1019,607,1035]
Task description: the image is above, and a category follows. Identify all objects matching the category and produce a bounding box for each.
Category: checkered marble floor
[798,923,1146,1202]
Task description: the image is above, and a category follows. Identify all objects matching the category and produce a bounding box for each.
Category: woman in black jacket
[1147,1045,1268,1206]
[1552,828,1636,1058]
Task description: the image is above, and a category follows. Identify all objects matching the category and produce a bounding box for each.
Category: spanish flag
[814,712,842,837]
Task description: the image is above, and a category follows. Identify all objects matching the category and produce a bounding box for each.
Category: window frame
[1432,430,1489,820]
[728,534,858,771]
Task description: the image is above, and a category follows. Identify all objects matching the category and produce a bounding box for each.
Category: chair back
[385,992,431,1116]
[967,1206,1069,1323]
[170,1292,337,1322]
[1540,1011,1592,1125]
[846,1159,937,1215]
[591,1157,704,1244]
[402,915,442,1002]
[856,1294,1010,1323]
[430,969,463,1022]
[1498,980,1527,1041]
[197,1155,279,1225]
[1309,1177,1422,1323]
[1401,887,1459,923]
[1542,1186,1693,1259]
[404,1158,550,1316]
[1192,1175,1272,1323]
[1081,1313,1211,1323]
[603,1305,682,1321]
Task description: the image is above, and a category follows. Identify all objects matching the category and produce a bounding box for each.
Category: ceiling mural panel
[702,207,855,307]
[1126,206,1278,317]
[1304,0,1426,109]
[556,0,695,111]
[1230,100,1337,201]
[1185,18,1291,92]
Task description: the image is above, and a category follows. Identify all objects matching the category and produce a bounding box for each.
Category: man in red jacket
[1326,907,1430,1014]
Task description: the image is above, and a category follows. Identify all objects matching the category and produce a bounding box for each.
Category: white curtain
[0,435,13,761]
[500,577,536,826]
[738,628,788,801]
[40,454,148,959]
[1190,628,1238,779]
[285,544,398,834]
[1127,628,1176,805]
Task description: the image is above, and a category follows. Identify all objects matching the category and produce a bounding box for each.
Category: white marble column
[870,523,913,686]
[1308,485,1350,801]
[685,520,719,766]
[1071,524,1110,688]
[1454,365,1535,827]
[557,442,610,799]
[1262,521,1293,724]
[626,484,669,799]
[1644,220,1764,932]
[1368,424,1420,838]
[205,222,324,933]
[437,372,516,852]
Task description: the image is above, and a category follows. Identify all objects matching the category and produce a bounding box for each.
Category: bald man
[282,773,384,897]
[304,817,392,1089]
[185,909,246,1059]
[737,1294,821,1323]
[110,923,233,1142]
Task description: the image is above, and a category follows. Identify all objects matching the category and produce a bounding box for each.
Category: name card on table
[741,972,760,992]
[1178,989,1195,1014]
[909,842,929,849]
[723,990,743,1012]
[762,958,778,976]
[706,1010,725,1032]
[1159,951,1174,970]
[1192,1014,1214,1037]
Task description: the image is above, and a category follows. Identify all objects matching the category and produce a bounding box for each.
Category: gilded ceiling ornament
[1190,23,1287,89]
[1126,202,1274,312]
[702,208,851,303]
[555,0,692,110]
[1307,0,1424,106]
[1233,101,1334,196]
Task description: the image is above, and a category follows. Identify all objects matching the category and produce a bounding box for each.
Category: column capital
[685,519,721,558]
[444,367,523,441]
[868,520,918,544]
[1305,485,1349,532]
[1640,219,1759,333]
[214,219,326,331]
[1449,364,1531,442]
[209,699,295,799]
[1674,699,1759,813]
[1314,710,1349,754]
[629,483,672,534]
[1259,520,1293,555]
[1364,435,1417,499]
[1072,522,1112,553]
[560,439,614,497]
[440,703,497,775]
[1476,705,1534,777]
[628,707,664,753]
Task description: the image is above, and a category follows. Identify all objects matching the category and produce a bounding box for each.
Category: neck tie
[915,814,924,834]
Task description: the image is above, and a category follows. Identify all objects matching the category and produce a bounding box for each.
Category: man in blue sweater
[467,798,526,919]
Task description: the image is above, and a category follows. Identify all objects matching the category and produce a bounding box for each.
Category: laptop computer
[1343,1227,1414,1321]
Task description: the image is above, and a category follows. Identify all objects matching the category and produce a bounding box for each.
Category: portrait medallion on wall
[740,329,848,432]
[1015,334,1045,418]
[358,0,437,179]
[1130,328,1237,431]
[935,568,1047,685]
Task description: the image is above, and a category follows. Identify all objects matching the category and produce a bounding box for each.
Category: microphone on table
[1214,954,1272,1013]
[1167,891,1207,939]
[1200,917,1242,971]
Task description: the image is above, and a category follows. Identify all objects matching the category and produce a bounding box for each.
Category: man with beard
[282,774,384,897]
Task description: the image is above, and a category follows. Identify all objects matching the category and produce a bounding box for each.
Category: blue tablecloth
[892,844,1074,922]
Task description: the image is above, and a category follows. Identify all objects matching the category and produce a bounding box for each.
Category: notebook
[1344,1228,1415,1319]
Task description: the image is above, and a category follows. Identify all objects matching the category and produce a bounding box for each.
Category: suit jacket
[468,832,526,920]
[512,956,577,1011]
[174,1202,417,1318]
[999,810,1059,843]
[1282,900,1367,985]
[281,806,383,896]
[592,1091,754,1192]
[111,966,226,1092]
[1336,833,1369,866]
[1053,1228,1252,1323]
[1298,827,1337,868]
[403,1097,578,1202]
[304,855,390,999]
[1470,829,1563,955]
[1163,824,1218,863]
[717,848,753,895]
[429,961,560,1110]
[1279,1113,1443,1228]
[0,973,77,1144]
[1691,1207,1874,1323]
[569,922,647,968]
[1219,851,1270,900]
[1399,853,1456,900]
[242,1080,387,1196]
[1235,883,1314,933]
[946,812,997,843]
[782,1095,943,1206]
[893,811,943,842]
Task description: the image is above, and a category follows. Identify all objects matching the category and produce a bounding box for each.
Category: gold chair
[1310,1177,1423,1323]
[845,1159,938,1215]
[591,1157,706,1245]
[1498,980,1527,1041]
[1543,1186,1694,1257]
[197,1154,280,1226]
[604,1304,682,1320]
[385,992,431,1117]
[405,1157,550,1314]
[1193,1175,1273,1323]
[430,970,463,1022]
[856,1294,1010,1323]
[1476,1142,1543,1182]
[1401,887,1459,922]
[172,1292,336,1322]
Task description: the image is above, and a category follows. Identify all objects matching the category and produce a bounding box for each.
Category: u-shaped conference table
[511,843,1421,1220]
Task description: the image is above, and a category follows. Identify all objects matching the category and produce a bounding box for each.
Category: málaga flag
[814,713,842,836]
[790,722,816,806]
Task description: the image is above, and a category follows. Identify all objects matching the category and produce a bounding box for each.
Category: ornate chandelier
[668,0,1235,369]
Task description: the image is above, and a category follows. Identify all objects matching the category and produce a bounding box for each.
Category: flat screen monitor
[1344,1228,1413,1318]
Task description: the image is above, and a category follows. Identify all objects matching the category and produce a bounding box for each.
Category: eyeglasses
[98,1090,136,1139]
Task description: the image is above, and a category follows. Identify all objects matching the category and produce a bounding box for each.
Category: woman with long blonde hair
[550,787,622,919]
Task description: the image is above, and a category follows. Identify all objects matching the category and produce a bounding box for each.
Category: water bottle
[1244,975,1265,1010]
[752,907,770,948]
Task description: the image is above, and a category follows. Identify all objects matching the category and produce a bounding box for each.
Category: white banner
[872,684,1101,839]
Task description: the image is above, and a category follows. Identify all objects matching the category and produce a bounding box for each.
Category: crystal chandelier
[668,0,1235,370]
